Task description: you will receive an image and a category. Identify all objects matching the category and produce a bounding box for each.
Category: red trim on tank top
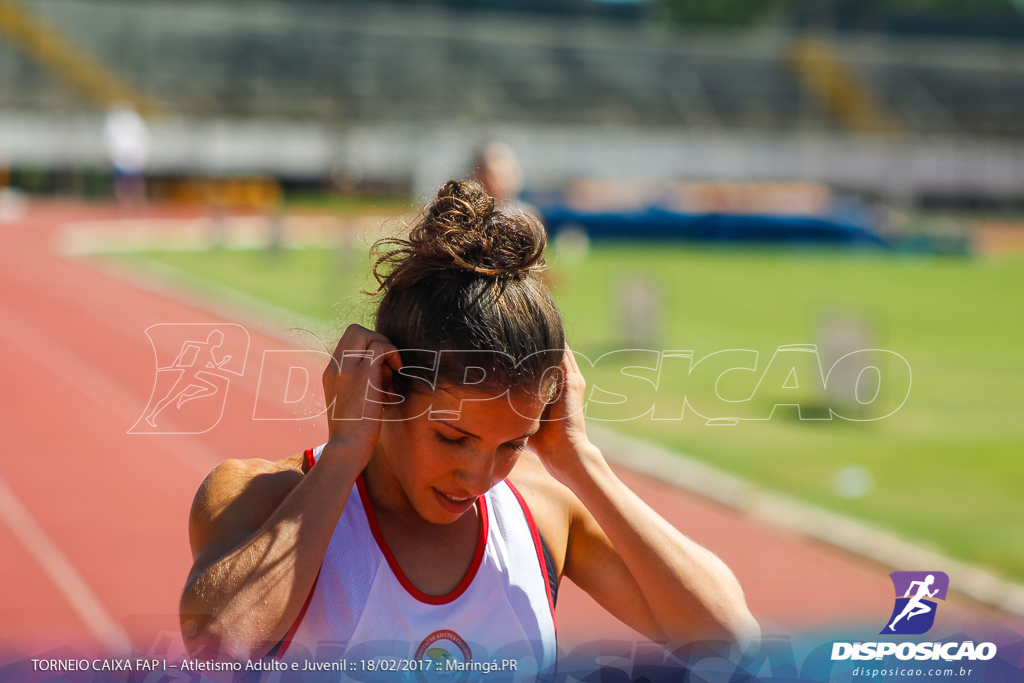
[505,480,558,629]
[276,447,323,658]
[355,473,489,605]
[274,568,321,659]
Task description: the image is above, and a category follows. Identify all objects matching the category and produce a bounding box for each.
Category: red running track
[0,202,1019,662]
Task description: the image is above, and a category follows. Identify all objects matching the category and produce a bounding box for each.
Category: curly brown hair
[371,180,565,402]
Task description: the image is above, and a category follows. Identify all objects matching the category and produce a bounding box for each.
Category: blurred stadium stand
[3,0,1024,205]
[2,0,818,128]
[7,0,1024,136]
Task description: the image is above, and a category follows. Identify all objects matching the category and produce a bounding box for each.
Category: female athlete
[179,180,758,674]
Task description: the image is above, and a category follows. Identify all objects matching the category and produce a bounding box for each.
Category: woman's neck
[361,449,416,519]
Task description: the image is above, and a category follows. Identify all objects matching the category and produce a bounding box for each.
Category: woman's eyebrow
[435,420,539,442]
[436,420,479,438]
[518,427,541,440]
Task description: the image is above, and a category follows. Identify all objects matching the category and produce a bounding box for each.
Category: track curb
[588,423,1024,619]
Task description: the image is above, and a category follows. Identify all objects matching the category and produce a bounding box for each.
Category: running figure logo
[882,571,949,635]
[130,323,249,434]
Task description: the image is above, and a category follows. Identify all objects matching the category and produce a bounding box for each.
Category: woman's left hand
[529,344,599,485]
[525,345,760,651]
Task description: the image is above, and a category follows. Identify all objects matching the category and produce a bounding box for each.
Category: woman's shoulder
[187,454,307,561]
[506,452,585,579]
[506,452,567,503]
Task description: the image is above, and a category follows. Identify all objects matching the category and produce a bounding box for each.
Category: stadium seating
[3,0,1023,141]
[1,0,829,128]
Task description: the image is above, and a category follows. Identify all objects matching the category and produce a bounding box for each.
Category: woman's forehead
[413,386,545,425]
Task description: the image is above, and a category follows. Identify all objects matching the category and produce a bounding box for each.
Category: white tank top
[280,444,558,680]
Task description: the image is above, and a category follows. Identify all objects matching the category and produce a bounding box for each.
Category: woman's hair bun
[429,180,496,230]
[373,179,547,291]
[372,179,566,400]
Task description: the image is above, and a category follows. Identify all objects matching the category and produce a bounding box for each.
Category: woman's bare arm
[560,450,758,647]
[529,346,759,650]
[179,325,401,660]
[180,444,367,659]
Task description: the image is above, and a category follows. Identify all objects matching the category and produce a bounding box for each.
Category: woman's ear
[376,348,406,406]
[379,362,401,406]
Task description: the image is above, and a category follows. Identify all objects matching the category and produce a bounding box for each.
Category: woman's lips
[433,487,478,515]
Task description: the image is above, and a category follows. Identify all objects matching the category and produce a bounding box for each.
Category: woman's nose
[455,466,493,496]
[454,450,498,495]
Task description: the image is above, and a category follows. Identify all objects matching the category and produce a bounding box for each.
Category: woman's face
[374,385,546,524]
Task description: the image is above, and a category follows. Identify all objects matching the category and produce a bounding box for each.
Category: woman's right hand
[322,324,403,460]
[180,324,401,660]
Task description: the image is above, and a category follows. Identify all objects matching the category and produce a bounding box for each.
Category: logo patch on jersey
[415,629,472,682]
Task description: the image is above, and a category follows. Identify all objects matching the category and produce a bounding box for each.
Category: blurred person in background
[473,142,523,205]
[104,101,149,205]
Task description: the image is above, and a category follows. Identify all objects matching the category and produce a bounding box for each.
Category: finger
[563,343,578,371]
[384,352,404,372]
[333,324,395,359]
[368,329,396,345]
[369,342,404,371]
[356,342,395,375]
[353,327,395,350]
[332,323,366,361]
[365,341,399,376]
[563,343,584,380]
[332,327,396,374]
[342,350,374,363]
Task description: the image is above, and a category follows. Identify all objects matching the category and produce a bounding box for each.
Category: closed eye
[505,440,527,452]
[434,432,466,447]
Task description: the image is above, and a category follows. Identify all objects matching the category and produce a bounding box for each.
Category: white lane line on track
[0,301,226,651]
[0,300,222,477]
[0,471,132,655]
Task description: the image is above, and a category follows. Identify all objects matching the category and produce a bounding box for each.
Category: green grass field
[106,239,1024,581]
